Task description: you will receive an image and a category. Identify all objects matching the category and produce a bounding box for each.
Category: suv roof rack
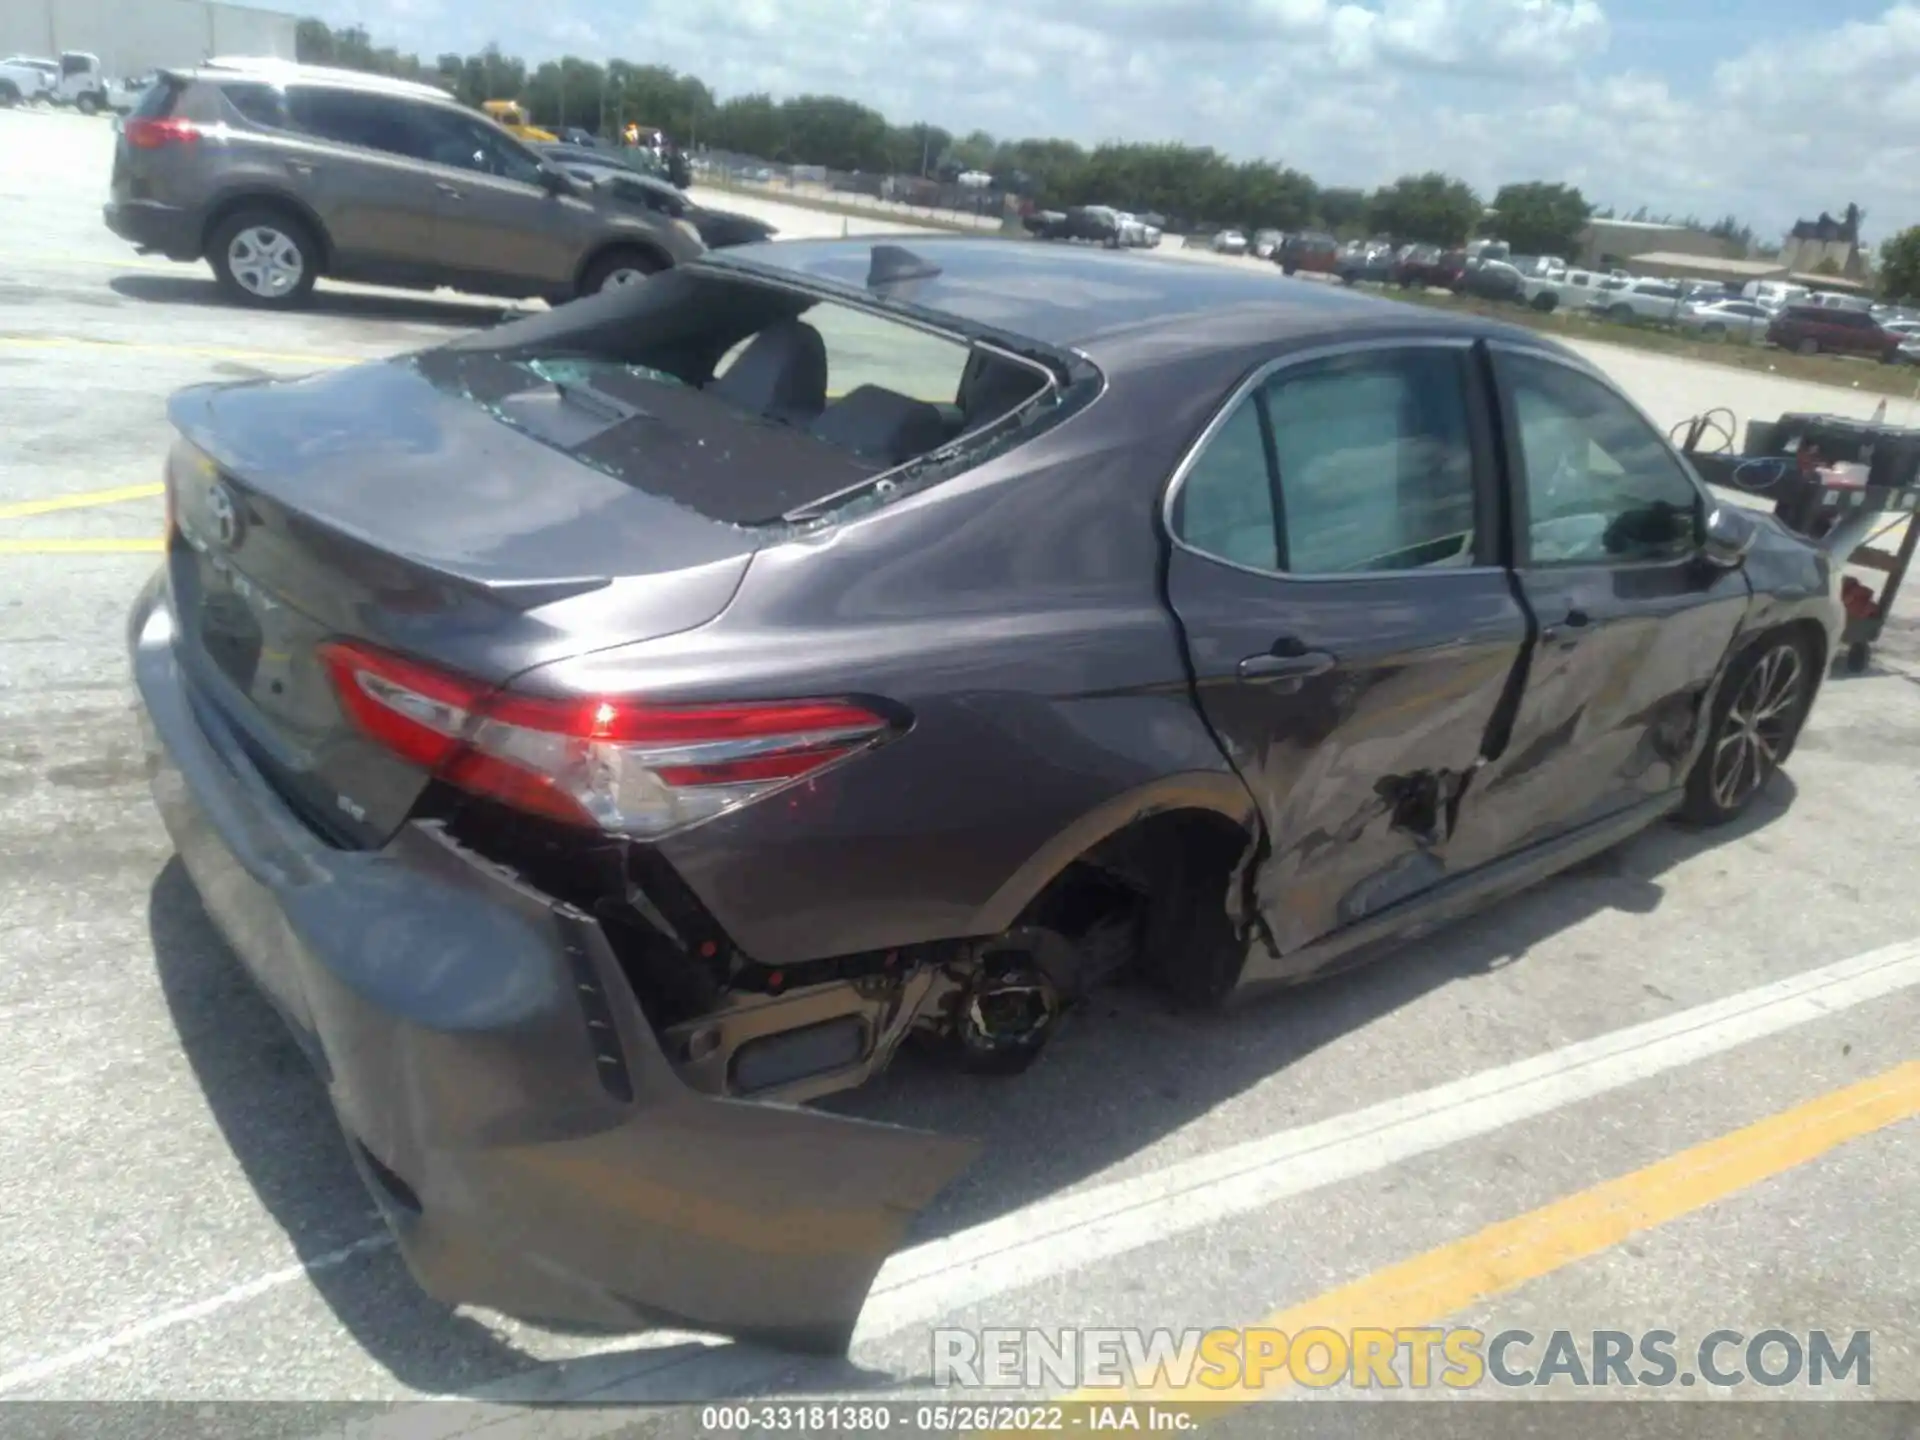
[197,55,451,99]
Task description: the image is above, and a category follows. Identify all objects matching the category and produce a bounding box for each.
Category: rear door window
[1171,399,1278,572]
[218,81,288,129]
[286,86,430,160]
[1260,349,1479,574]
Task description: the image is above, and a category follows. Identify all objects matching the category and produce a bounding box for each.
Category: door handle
[1542,608,1592,646]
[435,181,463,198]
[1238,649,1336,687]
[285,160,316,176]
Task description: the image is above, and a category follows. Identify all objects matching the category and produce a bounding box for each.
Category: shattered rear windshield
[411,266,1058,529]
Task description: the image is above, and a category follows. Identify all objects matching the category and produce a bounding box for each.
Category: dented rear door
[1162,339,1531,964]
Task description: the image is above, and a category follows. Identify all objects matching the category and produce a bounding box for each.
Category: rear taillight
[318,640,897,837]
[124,118,201,149]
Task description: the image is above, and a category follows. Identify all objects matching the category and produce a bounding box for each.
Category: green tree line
[297,17,1696,254]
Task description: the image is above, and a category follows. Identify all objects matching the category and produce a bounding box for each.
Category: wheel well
[1014,807,1258,1006]
[1766,617,1829,675]
[201,193,332,271]
[576,239,672,291]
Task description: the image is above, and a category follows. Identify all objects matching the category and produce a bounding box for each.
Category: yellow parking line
[0,483,163,521]
[1075,1059,1920,1408]
[0,335,356,367]
[0,537,165,554]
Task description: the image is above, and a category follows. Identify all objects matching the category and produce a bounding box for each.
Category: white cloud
[1365,0,1609,73]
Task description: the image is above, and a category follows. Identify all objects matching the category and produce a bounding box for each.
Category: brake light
[125,118,201,149]
[318,640,897,837]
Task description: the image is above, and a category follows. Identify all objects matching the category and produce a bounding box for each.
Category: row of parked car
[1391,248,1920,363]
[1023,205,1166,248]
[0,50,145,113]
[103,57,779,309]
[1212,230,1920,367]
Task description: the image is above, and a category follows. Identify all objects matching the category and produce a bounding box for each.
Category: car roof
[710,235,1528,364]
[182,57,453,101]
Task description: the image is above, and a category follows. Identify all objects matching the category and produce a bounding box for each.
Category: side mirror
[1701,504,1757,569]
[537,162,571,195]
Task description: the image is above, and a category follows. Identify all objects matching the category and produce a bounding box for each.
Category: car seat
[810,385,948,467]
[708,320,829,427]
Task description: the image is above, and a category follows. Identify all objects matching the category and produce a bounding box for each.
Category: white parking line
[12,937,1920,1410]
[0,1232,392,1397]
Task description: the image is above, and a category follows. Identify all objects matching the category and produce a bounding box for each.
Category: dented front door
[1162,340,1532,966]
[1443,345,1752,870]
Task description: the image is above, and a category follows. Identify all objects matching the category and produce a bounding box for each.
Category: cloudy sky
[274,0,1920,246]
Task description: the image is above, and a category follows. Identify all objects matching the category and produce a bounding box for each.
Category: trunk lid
[164,358,763,849]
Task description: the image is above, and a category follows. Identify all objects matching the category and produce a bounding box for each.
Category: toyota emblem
[206,481,241,548]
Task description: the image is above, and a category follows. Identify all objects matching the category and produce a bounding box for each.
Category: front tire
[1678,632,1814,826]
[208,207,319,309]
[76,91,100,116]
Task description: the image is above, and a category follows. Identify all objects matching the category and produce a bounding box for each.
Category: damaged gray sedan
[129,237,1844,1352]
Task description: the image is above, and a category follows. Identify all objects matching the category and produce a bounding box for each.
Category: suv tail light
[318,640,898,837]
[124,118,201,149]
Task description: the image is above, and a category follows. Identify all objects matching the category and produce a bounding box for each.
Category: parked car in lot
[1212,229,1250,255]
[1116,212,1162,248]
[101,61,706,309]
[534,144,777,250]
[1744,279,1811,310]
[1522,264,1603,312]
[1334,242,1395,285]
[1589,277,1686,324]
[1391,244,1463,290]
[1456,257,1525,303]
[129,236,1841,1352]
[43,50,134,113]
[1677,298,1774,343]
[0,54,56,105]
[1030,205,1125,246]
[1766,303,1903,361]
[1252,228,1284,259]
[1277,230,1338,275]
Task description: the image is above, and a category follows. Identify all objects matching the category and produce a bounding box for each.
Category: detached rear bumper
[129,571,975,1353]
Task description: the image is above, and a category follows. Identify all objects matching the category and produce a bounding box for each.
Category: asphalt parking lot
[3,107,1918,1427]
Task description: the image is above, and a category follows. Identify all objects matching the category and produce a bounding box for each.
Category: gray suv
[104,61,706,309]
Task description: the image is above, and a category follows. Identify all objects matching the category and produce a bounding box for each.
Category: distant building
[0,0,295,74]
[1575,218,1737,270]
[1779,207,1869,282]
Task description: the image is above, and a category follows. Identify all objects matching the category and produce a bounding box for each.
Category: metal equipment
[1676,407,1920,673]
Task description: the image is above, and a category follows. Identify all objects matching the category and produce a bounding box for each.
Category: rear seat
[810,385,948,467]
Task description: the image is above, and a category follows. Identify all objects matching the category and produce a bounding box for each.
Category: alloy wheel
[226,226,305,299]
[1709,643,1803,811]
[599,266,649,291]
